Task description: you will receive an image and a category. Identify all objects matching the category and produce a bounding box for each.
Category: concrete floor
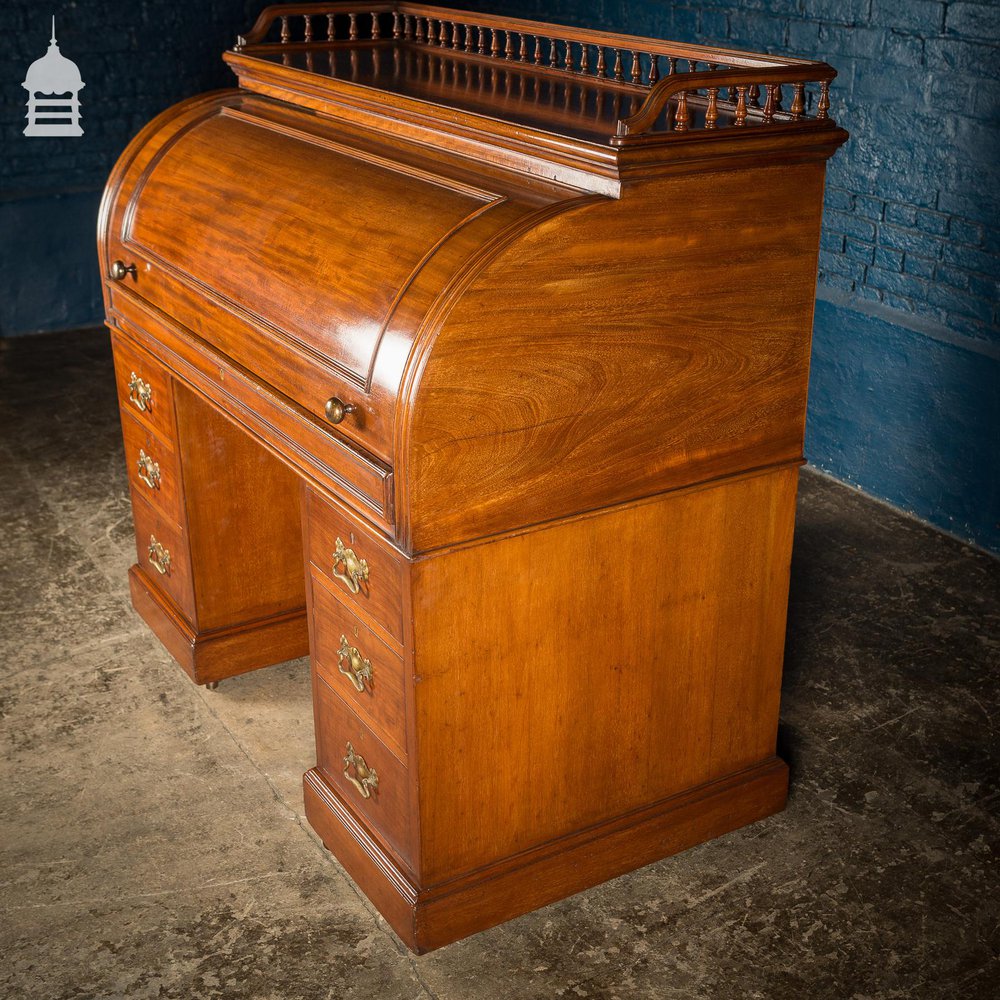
[1,329,997,1000]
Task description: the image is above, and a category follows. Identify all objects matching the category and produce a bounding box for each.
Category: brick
[866,267,932,301]
[699,9,729,41]
[941,241,999,274]
[819,251,867,281]
[945,313,990,340]
[885,202,919,227]
[824,186,854,212]
[879,224,945,258]
[904,253,937,278]
[857,284,885,305]
[929,74,976,115]
[947,3,1000,42]
[871,0,946,35]
[874,247,904,271]
[882,29,925,67]
[819,272,857,293]
[821,230,847,253]
[728,13,789,50]
[787,18,821,53]
[925,38,1000,79]
[802,0,872,24]
[936,264,971,290]
[916,209,950,236]
[826,209,877,242]
[949,218,985,246]
[854,194,885,221]
[846,238,876,264]
[927,283,994,322]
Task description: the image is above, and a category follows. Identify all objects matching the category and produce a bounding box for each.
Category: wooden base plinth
[304,756,789,953]
[129,565,310,684]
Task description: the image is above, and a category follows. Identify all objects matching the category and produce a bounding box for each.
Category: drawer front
[130,492,194,619]
[111,333,174,438]
[307,488,404,644]
[314,673,411,864]
[312,570,406,763]
[120,410,183,525]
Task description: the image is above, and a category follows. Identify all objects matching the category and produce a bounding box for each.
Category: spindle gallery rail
[234,2,837,141]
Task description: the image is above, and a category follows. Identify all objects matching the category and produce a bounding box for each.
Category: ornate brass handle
[128,372,153,413]
[110,259,137,281]
[324,396,357,425]
[343,742,378,799]
[332,537,369,595]
[136,449,161,490]
[337,635,373,693]
[148,535,171,575]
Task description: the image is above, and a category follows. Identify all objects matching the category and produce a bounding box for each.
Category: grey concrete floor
[1,329,997,1000]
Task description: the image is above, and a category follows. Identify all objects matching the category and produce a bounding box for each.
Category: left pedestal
[111,330,310,684]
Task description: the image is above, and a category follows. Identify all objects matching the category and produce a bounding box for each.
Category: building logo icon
[22,17,85,136]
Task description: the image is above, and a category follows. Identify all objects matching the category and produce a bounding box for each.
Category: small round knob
[109,259,137,281]
[324,396,357,425]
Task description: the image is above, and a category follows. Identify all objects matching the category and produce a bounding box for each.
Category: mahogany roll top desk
[99,3,846,952]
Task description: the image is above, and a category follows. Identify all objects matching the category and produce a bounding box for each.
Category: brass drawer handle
[136,449,161,490]
[148,535,171,576]
[128,372,153,413]
[109,259,137,281]
[343,741,378,799]
[332,537,369,595]
[337,635,373,693]
[324,396,357,425]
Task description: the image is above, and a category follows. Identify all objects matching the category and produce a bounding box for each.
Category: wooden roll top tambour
[100,3,846,953]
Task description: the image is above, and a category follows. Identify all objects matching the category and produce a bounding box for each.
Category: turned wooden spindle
[348,13,358,41]
[648,54,659,85]
[505,30,514,60]
[327,13,335,41]
[437,21,447,47]
[613,49,624,82]
[280,15,290,44]
[465,24,474,52]
[550,39,559,69]
[773,83,783,111]
[519,33,528,62]
[749,83,761,107]
[668,56,677,76]
[790,82,805,117]
[689,59,698,73]
[491,27,499,57]
[477,25,485,54]
[564,40,573,72]
[534,36,543,65]
[416,16,425,43]
[392,12,401,40]
[762,83,777,123]
[630,51,641,84]
[734,85,748,126]
[371,12,380,42]
[674,90,690,131]
[818,80,830,118]
[596,48,606,78]
[580,44,589,75]
[403,14,412,41]
[303,15,313,43]
[705,86,719,128]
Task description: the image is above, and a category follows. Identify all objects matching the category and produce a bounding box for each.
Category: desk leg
[125,376,309,685]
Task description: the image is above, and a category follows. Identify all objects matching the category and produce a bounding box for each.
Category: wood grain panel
[411,468,797,881]
[111,332,175,440]
[405,162,826,550]
[130,491,194,620]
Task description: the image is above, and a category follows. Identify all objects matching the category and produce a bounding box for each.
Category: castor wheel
[206,681,220,691]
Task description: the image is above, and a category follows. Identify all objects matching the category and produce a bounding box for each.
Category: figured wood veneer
[100,3,846,952]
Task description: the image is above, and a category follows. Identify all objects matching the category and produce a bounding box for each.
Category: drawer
[314,673,411,864]
[130,492,194,619]
[312,570,406,763]
[306,488,404,644]
[119,410,183,526]
[111,332,175,438]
